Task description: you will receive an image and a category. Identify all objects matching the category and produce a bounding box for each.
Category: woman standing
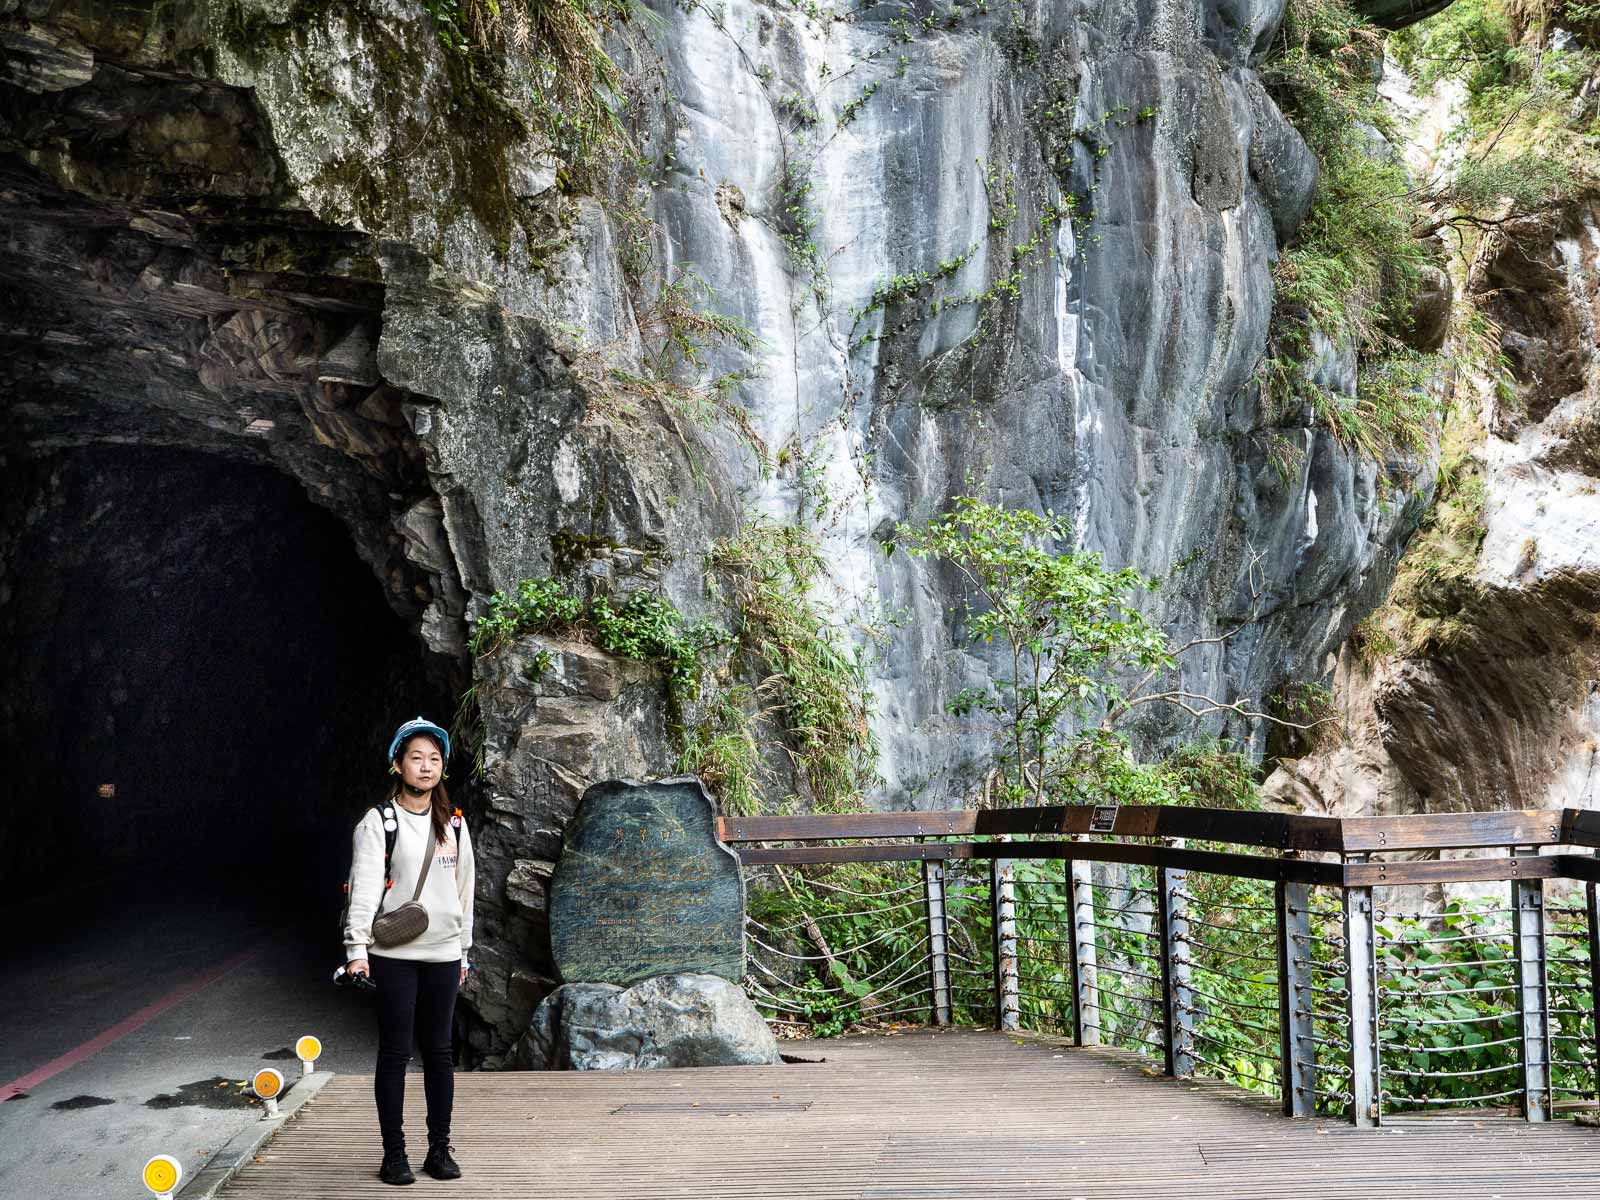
[344,717,476,1186]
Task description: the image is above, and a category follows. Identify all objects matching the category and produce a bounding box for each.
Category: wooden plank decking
[221,1028,1600,1198]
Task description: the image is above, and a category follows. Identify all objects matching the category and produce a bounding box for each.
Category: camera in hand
[333,964,377,991]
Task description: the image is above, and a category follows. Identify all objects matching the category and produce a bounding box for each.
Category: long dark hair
[388,733,452,846]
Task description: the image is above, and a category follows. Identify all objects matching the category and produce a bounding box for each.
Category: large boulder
[514,973,782,1070]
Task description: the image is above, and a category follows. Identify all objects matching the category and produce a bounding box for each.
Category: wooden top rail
[1341,809,1565,852]
[718,806,1343,851]
[733,840,1600,887]
[719,805,1576,854]
[734,837,1346,884]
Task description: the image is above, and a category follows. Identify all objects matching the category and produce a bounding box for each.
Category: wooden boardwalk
[222,1028,1600,1199]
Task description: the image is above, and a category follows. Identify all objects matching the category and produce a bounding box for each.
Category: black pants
[369,954,460,1155]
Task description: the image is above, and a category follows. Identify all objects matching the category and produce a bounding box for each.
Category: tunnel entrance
[0,38,487,1179]
[0,445,452,1045]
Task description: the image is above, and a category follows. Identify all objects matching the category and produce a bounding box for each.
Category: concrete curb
[177,1071,335,1200]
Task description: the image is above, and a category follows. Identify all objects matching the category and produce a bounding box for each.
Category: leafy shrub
[892,495,1271,808]
[796,976,862,1037]
[1452,152,1576,212]
[1391,0,1593,201]
[891,496,1171,806]
[469,577,585,656]
[677,683,764,817]
[590,591,720,703]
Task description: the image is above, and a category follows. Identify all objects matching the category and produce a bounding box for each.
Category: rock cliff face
[1268,199,1600,834]
[1,0,1437,1055]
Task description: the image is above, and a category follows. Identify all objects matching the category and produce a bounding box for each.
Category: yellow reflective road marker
[252,1067,285,1118]
[252,1067,283,1098]
[295,1034,322,1079]
[142,1153,183,1197]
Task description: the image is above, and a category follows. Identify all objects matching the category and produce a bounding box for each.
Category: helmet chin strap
[401,783,431,799]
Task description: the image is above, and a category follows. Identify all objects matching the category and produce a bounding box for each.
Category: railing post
[1587,880,1600,1102]
[1064,859,1083,1044]
[1277,880,1316,1117]
[1070,858,1100,1045]
[991,857,1019,1032]
[923,859,952,1027]
[1156,866,1193,1077]
[1512,868,1552,1121]
[1343,861,1379,1128]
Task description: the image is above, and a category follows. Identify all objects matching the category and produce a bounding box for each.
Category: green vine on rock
[564,267,771,475]
[420,0,638,168]
[1260,0,1445,458]
[469,576,724,725]
[838,80,881,127]
[860,244,982,318]
[704,519,879,813]
[850,193,1075,353]
[776,159,829,308]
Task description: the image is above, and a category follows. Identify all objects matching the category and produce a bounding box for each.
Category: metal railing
[723,804,1600,1126]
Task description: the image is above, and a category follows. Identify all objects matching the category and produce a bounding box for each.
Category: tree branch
[1116,689,1337,732]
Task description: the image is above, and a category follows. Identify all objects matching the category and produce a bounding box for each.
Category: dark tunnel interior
[0,445,452,942]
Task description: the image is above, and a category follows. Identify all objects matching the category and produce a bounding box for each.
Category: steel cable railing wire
[1177,873,1283,1098]
[1183,979,1281,1016]
[745,928,932,992]
[941,865,999,1026]
[742,861,939,1034]
[745,921,923,963]
[788,873,926,900]
[1383,1010,1513,1028]
[744,929,931,990]
[753,893,926,936]
[1383,1086,1527,1107]
[1004,861,1077,1033]
[1297,888,1358,1118]
[1547,906,1598,1101]
[1075,864,1164,1059]
[1370,900,1580,1114]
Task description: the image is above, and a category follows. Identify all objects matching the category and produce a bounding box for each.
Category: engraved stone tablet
[550,775,744,987]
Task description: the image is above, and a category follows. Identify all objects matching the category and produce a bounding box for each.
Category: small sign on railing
[1089,804,1119,834]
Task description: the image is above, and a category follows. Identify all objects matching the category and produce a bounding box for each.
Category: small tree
[892,496,1289,808]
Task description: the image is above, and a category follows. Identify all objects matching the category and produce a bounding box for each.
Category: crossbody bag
[370,819,435,948]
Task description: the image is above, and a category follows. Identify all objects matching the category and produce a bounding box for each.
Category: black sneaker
[379,1153,416,1185]
[423,1143,462,1180]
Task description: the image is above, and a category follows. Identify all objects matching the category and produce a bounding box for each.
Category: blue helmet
[388,716,451,763]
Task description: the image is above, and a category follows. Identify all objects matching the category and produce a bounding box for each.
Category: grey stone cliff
[1,0,1439,1056]
[1267,200,1600,848]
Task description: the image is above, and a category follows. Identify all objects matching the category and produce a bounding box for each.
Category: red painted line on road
[0,944,262,1102]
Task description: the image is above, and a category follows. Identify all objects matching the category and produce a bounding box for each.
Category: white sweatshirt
[343,801,476,964]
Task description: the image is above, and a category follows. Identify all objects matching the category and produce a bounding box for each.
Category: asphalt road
[0,880,386,1199]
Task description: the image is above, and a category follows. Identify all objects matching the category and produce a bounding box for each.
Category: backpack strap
[376,801,399,889]
[339,802,401,932]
